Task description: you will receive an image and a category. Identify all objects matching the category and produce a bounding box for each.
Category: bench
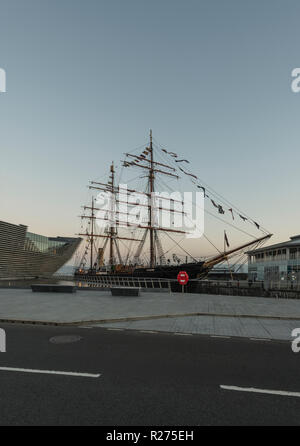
[110,287,141,297]
[31,284,76,293]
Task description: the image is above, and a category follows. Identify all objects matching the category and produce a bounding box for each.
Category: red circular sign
[177,271,189,285]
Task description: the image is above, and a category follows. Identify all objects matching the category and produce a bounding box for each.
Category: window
[264,265,279,281]
[25,232,66,254]
[290,248,298,260]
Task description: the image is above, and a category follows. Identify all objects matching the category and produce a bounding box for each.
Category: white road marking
[211,335,230,339]
[0,367,100,378]
[139,330,157,334]
[79,326,93,329]
[250,338,271,341]
[220,385,300,398]
[107,328,123,331]
[174,332,192,336]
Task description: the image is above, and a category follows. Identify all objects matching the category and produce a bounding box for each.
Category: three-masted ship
[75,131,271,280]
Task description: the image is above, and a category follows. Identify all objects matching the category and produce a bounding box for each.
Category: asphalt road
[0,323,299,426]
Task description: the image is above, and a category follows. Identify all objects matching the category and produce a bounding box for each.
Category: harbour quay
[0,287,299,341]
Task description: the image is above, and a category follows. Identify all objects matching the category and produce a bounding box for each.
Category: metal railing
[264,281,300,291]
[48,274,300,296]
[75,275,174,290]
[197,279,264,288]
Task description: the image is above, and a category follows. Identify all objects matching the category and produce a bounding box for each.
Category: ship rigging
[75,131,272,279]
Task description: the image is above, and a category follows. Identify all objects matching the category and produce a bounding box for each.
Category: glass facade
[25,232,67,254]
[264,265,280,281]
[289,247,300,260]
[248,238,300,284]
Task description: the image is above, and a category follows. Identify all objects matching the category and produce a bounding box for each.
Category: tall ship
[75,131,272,280]
[0,220,81,279]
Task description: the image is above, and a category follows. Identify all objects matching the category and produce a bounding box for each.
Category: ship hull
[75,261,208,280]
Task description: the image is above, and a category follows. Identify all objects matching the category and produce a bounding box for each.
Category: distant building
[247,235,300,283]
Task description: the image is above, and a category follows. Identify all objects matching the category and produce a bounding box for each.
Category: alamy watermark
[291,68,300,93]
[94,185,205,239]
[0,68,6,93]
[291,328,300,352]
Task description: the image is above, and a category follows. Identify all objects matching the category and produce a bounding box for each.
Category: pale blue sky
[0,0,299,250]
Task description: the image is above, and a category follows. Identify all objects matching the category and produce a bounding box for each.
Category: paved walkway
[0,288,299,340]
[93,315,299,341]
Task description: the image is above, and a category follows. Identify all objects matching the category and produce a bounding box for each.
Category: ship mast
[79,163,144,270]
[149,129,155,267]
[85,131,186,268]
[109,162,115,269]
[122,129,185,267]
[90,196,95,271]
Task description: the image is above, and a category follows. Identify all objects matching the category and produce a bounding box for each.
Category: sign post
[177,271,189,293]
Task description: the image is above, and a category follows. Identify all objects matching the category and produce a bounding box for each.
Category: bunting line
[159,146,265,233]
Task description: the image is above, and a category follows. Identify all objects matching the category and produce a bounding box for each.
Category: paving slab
[0,288,300,340]
[93,315,300,341]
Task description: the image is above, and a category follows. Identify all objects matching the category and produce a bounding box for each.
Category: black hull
[75,261,208,280]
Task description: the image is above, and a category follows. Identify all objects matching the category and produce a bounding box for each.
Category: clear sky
[1,0,300,252]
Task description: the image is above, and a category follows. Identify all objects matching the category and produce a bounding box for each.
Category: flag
[224,231,230,248]
[218,205,225,215]
[161,148,178,158]
[181,168,197,179]
[175,159,190,163]
[254,221,260,229]
[239,214,247,222]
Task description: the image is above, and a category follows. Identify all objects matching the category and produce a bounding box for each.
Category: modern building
[0,220,81,279]
[247,235,300,283]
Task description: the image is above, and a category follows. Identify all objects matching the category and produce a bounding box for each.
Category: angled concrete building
[0,220,81,279]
